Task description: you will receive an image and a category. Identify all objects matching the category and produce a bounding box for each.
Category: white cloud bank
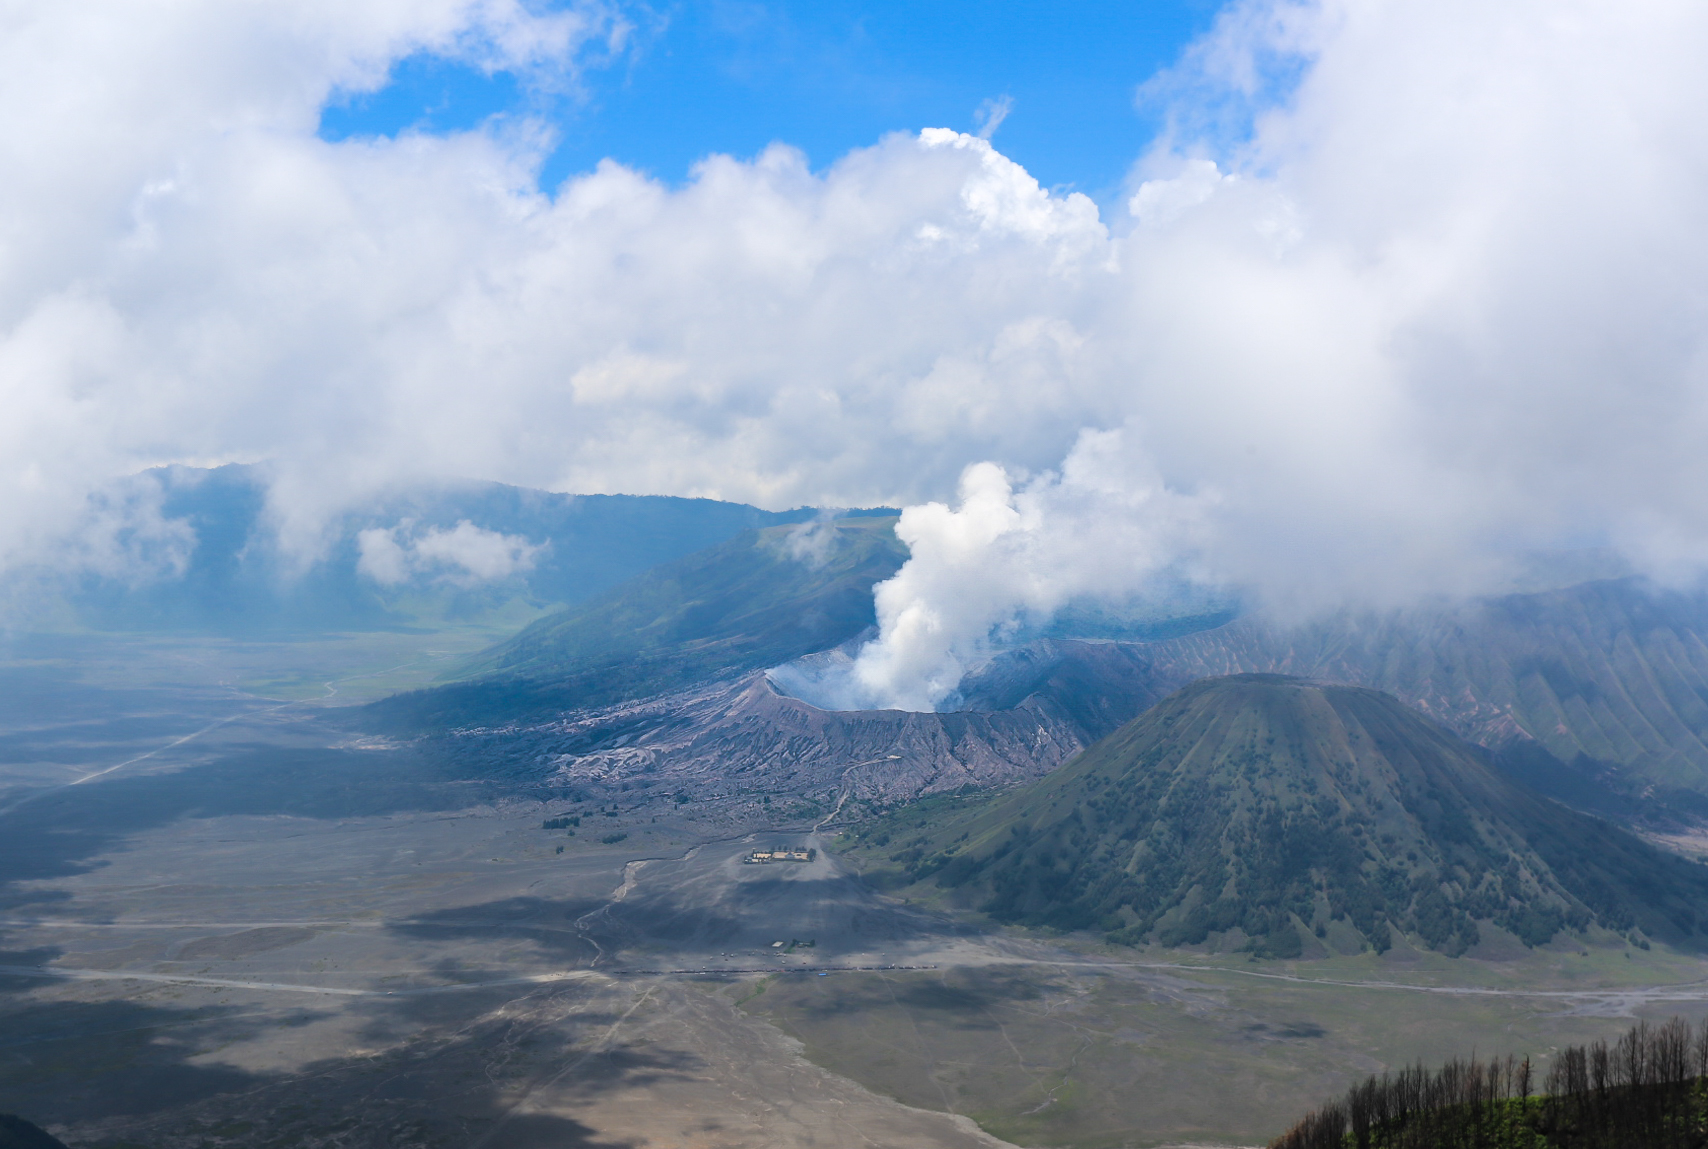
[357,520,541,586]
[3,0,1708,706]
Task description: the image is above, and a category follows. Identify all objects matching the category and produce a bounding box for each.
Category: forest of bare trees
[1270,1017,1708,1148]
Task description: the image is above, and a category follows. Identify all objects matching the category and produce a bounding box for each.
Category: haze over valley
[5,485,1708,1146]
[9,1,1708,1147]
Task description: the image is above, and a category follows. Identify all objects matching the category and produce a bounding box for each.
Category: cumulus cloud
[843,0,1708,707]
[0,0,1107,575]
[357,521,541,586]
[4,0,1708,707]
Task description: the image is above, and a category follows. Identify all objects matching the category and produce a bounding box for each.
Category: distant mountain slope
[789,577,1708,814]
[854,675,1708,956]
[1131,580,1708,810]
[70,464,822,633]
[365,518,908,728]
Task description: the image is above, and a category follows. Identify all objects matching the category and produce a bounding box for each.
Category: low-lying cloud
[357,520,541,587]
[4,0,1708,708]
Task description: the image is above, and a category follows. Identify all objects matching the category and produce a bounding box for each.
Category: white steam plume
[846,434,1205,710]
[843,0,1708,708]
[3,0,1708,711]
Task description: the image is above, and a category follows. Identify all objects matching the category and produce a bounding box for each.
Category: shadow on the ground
[388,895,610,964]
[613,869,964,957]
[0,990,279,1125]
[0,739,505,898]
[773,963,1053,1027]
[0,952,691,1148]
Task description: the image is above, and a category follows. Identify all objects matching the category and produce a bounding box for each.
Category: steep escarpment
[366,517,907,729]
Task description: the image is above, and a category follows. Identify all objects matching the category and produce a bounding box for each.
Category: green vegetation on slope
[846,675,1708,956]
[365,517,905,728]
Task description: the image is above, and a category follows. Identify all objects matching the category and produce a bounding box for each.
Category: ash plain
[5,634,1708,1149]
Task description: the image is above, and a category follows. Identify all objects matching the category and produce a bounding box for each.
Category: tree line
[1270,1017,1708,1148]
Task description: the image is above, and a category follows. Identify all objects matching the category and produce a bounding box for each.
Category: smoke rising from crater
[840,437,1207,711]
[823,0,1708,709]
[5,1,1708,709]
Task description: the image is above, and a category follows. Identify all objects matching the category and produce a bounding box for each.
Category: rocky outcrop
[453,671,1141,807]
[428,632,1209,811]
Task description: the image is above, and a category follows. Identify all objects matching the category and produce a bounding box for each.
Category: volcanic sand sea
[3,634,1708,1148]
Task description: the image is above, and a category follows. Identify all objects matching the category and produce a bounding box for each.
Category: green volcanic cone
[876,674,1708,956]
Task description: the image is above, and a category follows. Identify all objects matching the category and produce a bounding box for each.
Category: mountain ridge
[65,464,837,634]
[1117,579,1708,814]
[365,518,910,728]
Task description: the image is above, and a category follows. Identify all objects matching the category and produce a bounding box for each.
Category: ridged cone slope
[880,675,1708,956]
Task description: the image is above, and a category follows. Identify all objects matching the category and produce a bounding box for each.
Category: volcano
[866,675,1708,956]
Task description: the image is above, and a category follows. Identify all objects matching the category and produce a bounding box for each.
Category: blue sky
[320,0,1223,202]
